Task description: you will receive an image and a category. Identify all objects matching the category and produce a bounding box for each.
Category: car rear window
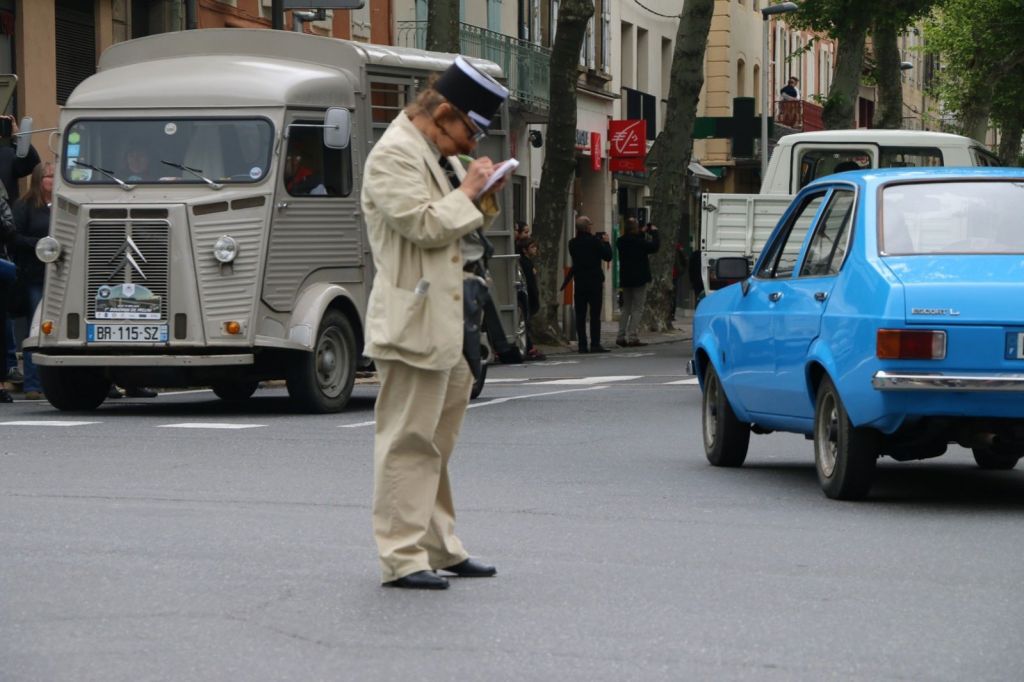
[881,180,1024,255]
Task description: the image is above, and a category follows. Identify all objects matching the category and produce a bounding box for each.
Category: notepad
[477,158,519,198]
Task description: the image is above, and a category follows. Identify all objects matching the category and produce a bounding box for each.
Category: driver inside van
[284,134,326,196]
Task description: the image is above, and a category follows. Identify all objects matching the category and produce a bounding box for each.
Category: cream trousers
[372,358,473,582]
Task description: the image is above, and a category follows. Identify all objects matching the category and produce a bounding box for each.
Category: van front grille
[86,221,170,320]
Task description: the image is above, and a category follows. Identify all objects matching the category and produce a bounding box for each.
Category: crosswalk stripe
[533,375,641,386]
[665,378,699,385]
[483,378,529,383]
[157,423,265,429]
[0,420,100,427]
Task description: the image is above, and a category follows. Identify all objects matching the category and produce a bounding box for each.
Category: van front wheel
[287,309,356,413]
[39,366,109,411]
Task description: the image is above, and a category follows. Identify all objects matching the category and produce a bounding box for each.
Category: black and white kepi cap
[434,55,509,132]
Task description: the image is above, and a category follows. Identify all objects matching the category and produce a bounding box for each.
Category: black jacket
[568,232,612,289]
[616,229,660,288]
[0,143,40,202]
[12,200,49,284]
[519,252,540,315]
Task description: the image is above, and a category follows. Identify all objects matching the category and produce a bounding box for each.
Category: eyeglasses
[457,113,486,142]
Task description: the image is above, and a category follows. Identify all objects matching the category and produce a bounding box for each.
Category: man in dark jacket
[615,218,660,346]
[568,215,612,353]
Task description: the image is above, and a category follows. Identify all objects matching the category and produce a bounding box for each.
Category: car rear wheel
[702,364,750,467]
[971,446,1021,470]
[814,377,878,500]
[286,309,356,413]
[212,379,259,402]
[39,366,109,411]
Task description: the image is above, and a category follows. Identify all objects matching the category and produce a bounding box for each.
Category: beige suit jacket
[361,113,497,370]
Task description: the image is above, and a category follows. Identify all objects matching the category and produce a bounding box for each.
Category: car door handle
[768,292,782,302]
[814,291,828,302]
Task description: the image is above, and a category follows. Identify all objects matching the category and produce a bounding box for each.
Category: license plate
[1006,332,1024,359]
[87,324,168,343]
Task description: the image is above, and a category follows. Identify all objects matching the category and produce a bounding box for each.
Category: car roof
[805,166,1024,192]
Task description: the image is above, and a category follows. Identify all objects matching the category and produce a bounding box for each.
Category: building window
[56,0,96,105]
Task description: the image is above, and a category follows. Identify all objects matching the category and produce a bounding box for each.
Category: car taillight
[876,329,947,360]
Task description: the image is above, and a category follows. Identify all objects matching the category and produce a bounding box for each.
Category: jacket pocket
[368,282,434,356]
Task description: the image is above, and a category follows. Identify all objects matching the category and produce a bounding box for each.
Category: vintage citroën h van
[27,29,517,412]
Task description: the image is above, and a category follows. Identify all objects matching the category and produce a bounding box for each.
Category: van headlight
[36,236,62,263]
[213,235,239,263]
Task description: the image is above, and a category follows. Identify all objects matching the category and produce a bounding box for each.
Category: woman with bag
[11,162,52,400]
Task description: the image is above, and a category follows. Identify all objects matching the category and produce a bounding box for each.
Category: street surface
[2,340,1023,681]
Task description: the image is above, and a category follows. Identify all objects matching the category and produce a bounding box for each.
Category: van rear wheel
[39,366,109,411]
[286,309,356,413]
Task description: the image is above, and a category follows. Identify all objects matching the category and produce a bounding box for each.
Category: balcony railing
[775,99,825,132]
[396,21,551,113]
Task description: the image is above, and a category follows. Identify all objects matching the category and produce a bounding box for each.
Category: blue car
[692,167,1024,500]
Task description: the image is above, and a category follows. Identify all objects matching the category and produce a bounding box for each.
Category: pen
[458,154,474,165]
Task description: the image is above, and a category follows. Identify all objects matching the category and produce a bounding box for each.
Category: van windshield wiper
[161,160,223,190]
[72,159,135,191]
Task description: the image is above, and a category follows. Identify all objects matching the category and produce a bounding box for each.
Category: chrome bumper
[33,354,254,367]
[872,371,1024,392]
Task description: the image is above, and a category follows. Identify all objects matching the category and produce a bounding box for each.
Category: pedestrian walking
[568,216,612,353]
[615,218,659,347]
[361,56,508,590]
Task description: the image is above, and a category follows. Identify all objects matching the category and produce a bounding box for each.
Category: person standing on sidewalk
[568,216,612,353]
[10,162,53,400]
[361,56,508,590]
[615,218,660,347]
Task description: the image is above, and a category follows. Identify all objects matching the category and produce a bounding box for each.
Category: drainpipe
[272,0,284,30]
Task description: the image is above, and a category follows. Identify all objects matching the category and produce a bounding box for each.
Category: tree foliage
[789,0,936,129]
[925,0,1024,161]
[530,0,594,342]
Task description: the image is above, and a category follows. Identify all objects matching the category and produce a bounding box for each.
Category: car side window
[799,190,855,277]
[284,118,353,197]
[757,194,826,279]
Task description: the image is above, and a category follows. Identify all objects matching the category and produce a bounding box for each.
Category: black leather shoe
[590,345,611,353]
[578,346,589,354]
[107,385,124,399]
[125,386,158,398]
[0,389,13,403]
[383,570,449,590]
[440,558,497,577]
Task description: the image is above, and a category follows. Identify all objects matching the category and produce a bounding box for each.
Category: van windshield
[63,118,274,186]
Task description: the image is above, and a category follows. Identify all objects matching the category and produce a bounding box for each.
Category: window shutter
[56,2,96,106]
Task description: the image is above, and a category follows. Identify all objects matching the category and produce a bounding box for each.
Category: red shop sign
[609,157,646,172]
[608,119,646,158]
[590,132,602,171]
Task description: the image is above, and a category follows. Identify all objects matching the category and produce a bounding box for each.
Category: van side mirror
[710,256,750,292]
[324,107,351,150]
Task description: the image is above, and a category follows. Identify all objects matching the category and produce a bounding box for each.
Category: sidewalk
[533,307,694,358]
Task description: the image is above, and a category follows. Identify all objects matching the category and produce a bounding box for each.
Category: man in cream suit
[361,56,509,590]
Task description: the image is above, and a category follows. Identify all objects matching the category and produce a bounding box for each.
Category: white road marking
[339,385,609,428]
[157,423,265,430]
[484,378,529,383]
[0,421,100,427]
[534,375,641,386]
[665,378,700,385]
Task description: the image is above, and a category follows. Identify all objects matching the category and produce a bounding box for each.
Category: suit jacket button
[451,255,459,263]
[453,293,461,301]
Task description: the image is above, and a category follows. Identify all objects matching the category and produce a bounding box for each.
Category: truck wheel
[814,377,878,500]
[39,366,109,411]
[702,364,750,467]
[212,379,259,402]
[972,447,1020,470]
[286,309,356,413]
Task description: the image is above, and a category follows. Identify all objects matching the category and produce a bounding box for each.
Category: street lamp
[761,2,799,182]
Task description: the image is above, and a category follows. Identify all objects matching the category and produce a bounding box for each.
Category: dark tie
[438,156,461,189]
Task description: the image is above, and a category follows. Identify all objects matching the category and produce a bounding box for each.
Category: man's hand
[459,156,495,201]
